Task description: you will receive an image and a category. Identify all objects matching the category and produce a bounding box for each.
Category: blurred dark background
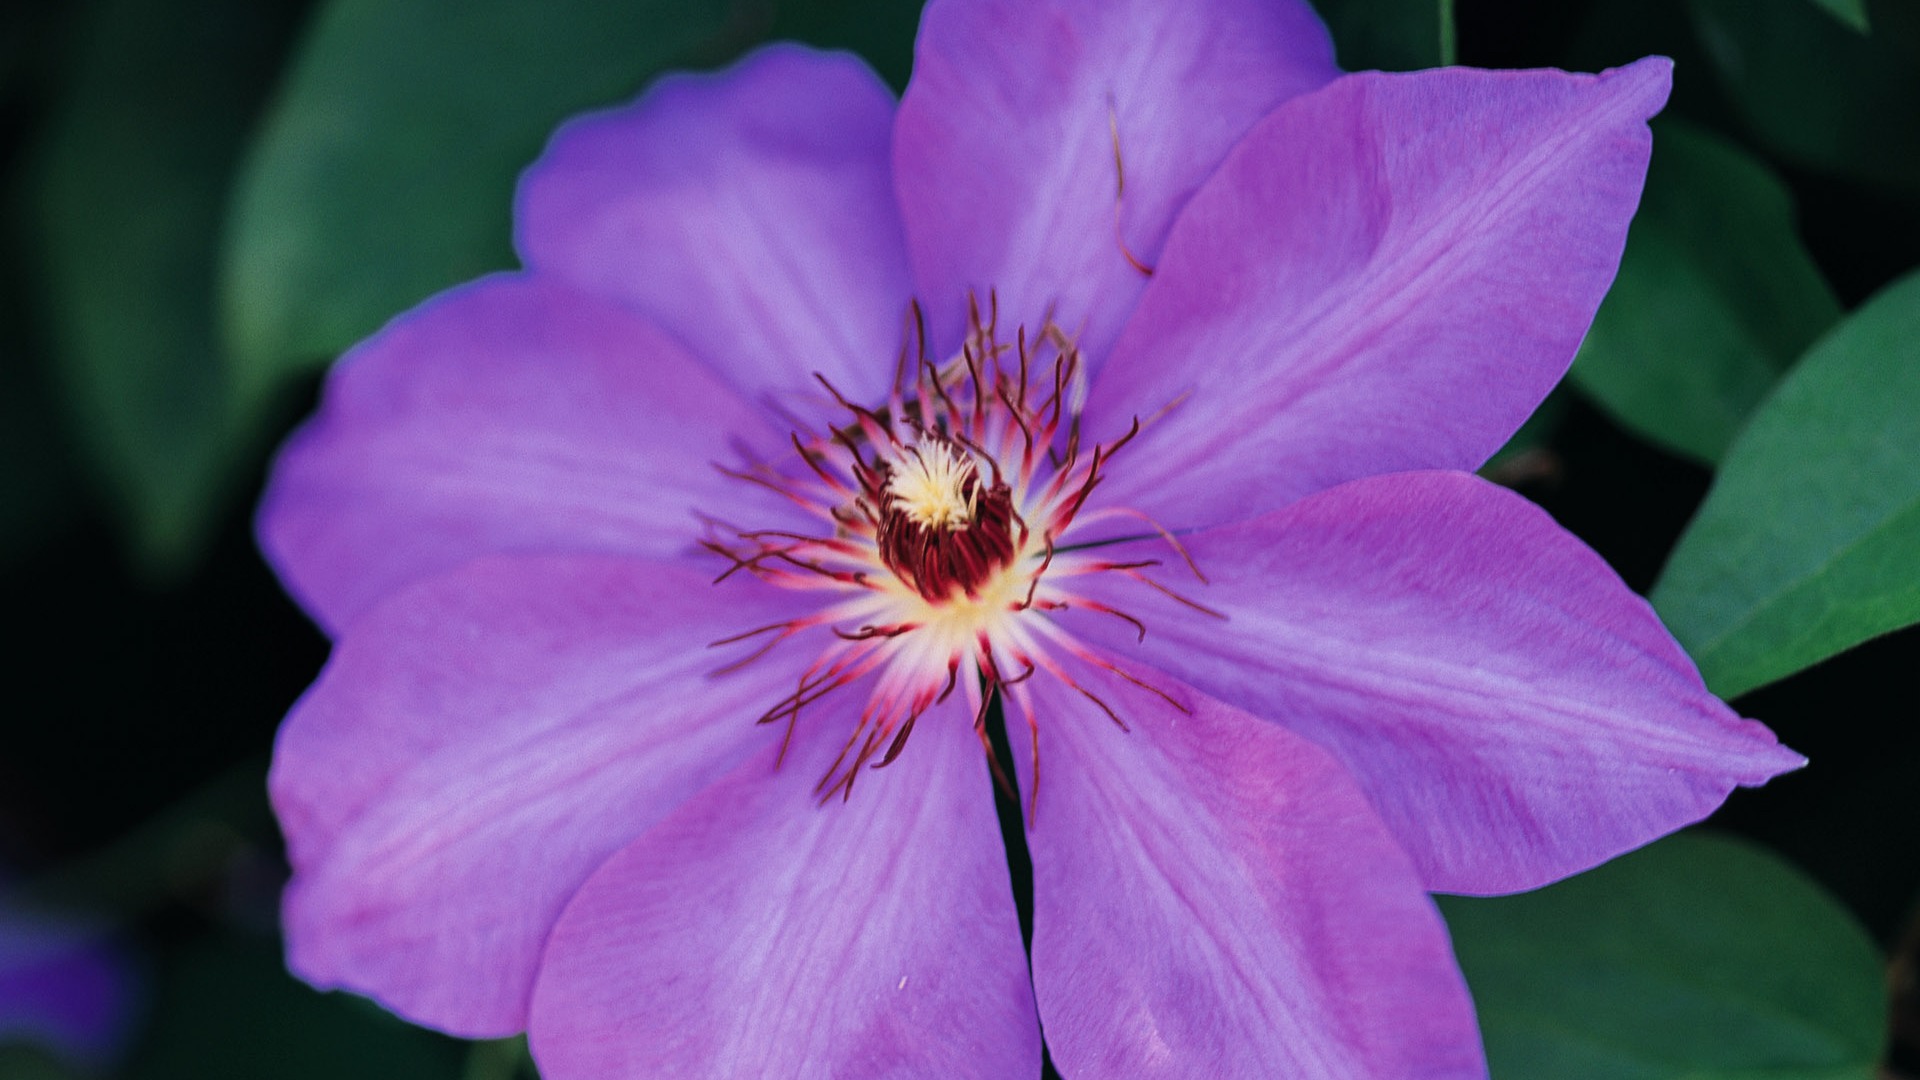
[1,0,1916,1077]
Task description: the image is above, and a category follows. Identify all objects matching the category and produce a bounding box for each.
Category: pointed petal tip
[1607,54,1675,114]
[1719,707,1807,784]
[1060,472,1809,895]
[1686,695,1805,786]
[1754,738,1810,781]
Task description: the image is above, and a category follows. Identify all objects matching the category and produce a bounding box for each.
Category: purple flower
[259,1,1802,1075]
[0,904,132,1070]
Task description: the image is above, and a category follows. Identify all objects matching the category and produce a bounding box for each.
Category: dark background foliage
[0,0,1915,1076]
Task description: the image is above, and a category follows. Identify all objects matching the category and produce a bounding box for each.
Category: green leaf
[461,1037,536,1080]
[128,935,464,1080]
[1440,832,1886,1080]
[768,0,922,91]
[0,1046,85,1080]
[0,282,82,567]
[27,0,301,575]
[1688,0,1920,189]
[1311,0,1454,71]
[1652,269,1920,697]
[1807,0,1870,33]
[219,0,745,392]
[1570,119,1840,465]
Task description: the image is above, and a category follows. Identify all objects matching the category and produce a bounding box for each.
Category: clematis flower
[258,0,1802,1075]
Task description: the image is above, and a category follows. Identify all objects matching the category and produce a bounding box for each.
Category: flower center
[877,436,1017,603]
[885,436,977,530]
[704,296,1203,802]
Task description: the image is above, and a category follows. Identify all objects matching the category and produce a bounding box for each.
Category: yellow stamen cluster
[884,437,978,531]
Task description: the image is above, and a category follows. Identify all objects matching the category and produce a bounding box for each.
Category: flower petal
[517,44,911,403]
[1063,471,1802,894]
[527,699,1039,1079]
[1012,665,1484,1078]
[271,554,814,1036]
[1089,59,1672,530]
[258,273,792,634]
[893,0,1336,362]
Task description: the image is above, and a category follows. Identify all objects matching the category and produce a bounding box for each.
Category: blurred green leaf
[0,1045,85,1080]
[27,0,299,575]
[462,1037,536,1080]
[1689,0,1920,189]
[1571,119,1840,465]
[1808,0,1870,33]
[220,0,746,393]
[0,290,81,567]
[1653,268,1920,697]
[1441,832,1885,1080]
[128,935,463,1080]
[1311,0,1454,71]
[768,0,921,91]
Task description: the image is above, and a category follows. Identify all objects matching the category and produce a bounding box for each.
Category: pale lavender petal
[528,699,1039,1079]
[1063,471,1802,895]
[518,44,911,403]
[1013,666,1484,1078]
[1090,59,1671,531]
[271,554,815,1036]
[259,273,793,635]
[894,0,1336,363]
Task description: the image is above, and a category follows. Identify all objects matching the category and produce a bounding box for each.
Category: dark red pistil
[875,468,1017,603]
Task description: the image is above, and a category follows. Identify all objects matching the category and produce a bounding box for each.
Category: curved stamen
[699,294,1212,797]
